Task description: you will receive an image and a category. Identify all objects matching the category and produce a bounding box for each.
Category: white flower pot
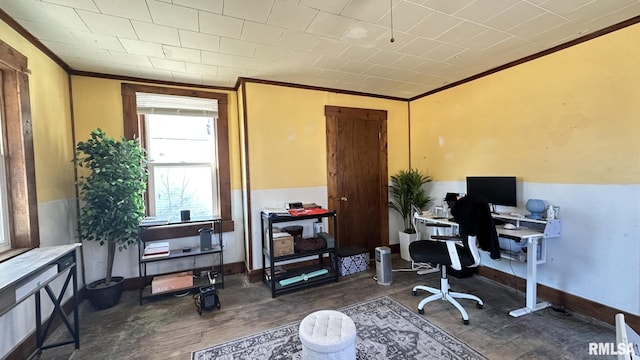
[399,231,418,262]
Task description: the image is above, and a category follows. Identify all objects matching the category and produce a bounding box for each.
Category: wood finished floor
[36,256,615,360]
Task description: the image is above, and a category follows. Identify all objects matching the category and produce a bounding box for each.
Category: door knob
[340,197,348,202]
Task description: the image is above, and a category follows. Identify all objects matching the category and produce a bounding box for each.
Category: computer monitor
[466,176,517,207]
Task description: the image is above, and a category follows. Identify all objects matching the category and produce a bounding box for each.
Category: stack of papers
[142,242,170,260]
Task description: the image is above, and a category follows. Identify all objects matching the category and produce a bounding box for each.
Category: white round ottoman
[299,310,356,360]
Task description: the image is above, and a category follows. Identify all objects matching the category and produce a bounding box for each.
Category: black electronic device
[197,286,220,315]
[466,176,517,207]
[194,271,221,315]
[199,228,213,251]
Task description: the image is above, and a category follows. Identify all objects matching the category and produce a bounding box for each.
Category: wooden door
[325,106,388,255]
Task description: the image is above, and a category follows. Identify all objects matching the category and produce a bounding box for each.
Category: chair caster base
[418,308,424,315]
[412,290,417,296]
[476,303,483,309]
[463,319,469,325]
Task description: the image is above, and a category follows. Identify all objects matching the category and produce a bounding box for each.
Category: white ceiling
[1,0,639,99]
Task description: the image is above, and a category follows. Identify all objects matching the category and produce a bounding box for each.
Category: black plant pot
[86,276,124,310]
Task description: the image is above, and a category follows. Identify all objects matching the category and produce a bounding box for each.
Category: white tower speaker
[375,246,392,286]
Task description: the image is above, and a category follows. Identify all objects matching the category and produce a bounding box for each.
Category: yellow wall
[410,23,640,184]
[0,20,74,202]
[70,76,242,190]
[244,82,408,190]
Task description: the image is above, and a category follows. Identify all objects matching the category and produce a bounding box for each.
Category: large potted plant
[75,128,147,309]
[388,169,432,261]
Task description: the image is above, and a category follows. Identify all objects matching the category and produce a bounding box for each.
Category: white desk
[414,213,561,318]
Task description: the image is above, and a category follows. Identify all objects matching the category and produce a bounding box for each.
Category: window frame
[0,39,40,261]
[121,83,233,239]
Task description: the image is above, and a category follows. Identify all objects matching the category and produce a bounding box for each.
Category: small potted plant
[388,169,432,261]
[75,128,147,309]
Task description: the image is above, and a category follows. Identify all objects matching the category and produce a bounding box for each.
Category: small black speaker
[199,228,212,251]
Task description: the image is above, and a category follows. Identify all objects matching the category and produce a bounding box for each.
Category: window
[122,84,232,237]
[0,40,40,260]
[145,113,218,221]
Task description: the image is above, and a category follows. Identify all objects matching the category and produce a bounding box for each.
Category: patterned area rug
[192,296,487,360]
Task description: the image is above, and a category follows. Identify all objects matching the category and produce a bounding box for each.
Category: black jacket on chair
[451,193,501,259]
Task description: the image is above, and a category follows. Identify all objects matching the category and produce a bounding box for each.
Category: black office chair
[410,194,497,325]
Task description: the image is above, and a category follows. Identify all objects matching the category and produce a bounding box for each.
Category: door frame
[325,105,389,247]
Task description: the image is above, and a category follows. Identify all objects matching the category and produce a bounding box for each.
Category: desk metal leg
[509,237,550,317]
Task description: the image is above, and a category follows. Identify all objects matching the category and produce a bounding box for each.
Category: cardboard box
[266,230,294,256]
[151,271,193,294]
[334,246,369,276]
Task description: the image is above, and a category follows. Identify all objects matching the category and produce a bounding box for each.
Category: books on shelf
[262,207,290,216]
[142,242,170,260]
[140,216,169,226]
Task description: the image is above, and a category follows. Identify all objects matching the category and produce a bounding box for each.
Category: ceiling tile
[538,0,597,16]
[268,1,317,30]
[161,45,201,63]
[397,37,442,56]
[201,51,238,67]
[508,12,568,39]
[409,11,463,38]
[454,0,520,23]
[77,10,137,37]
[73,31,126,51]
[436,21,490,45]
[340,0,390,23]
[223,0,275,23]
[484,2,547,32]
[377,1,434,32]
[119,38,165,57]
[41,0,99,12]
[241,21,284,46]
[131,20,181,46]
[179,30,220,52]
[367,50,405,66]
[341,22,388,46]
[313,55,349,69]
[339,60,372,74]
[199,12,244,39]
[4,0,89,30]
[278,30,319,50]
[150,57,187,72]
[310,37,351,56]
[306,11,353,38]
[254,44,291,61]
[14,20,77,44]
[563,0,639,23]
[173,0,223,13]
[219,37,257,57]
[300,0,350,14]
[105,51,153,67]
[94,0,151,22]
[339,44,379,62]
[185,63,218,76]
[422,0,474,15]
[391,54,427,70]
[423,42,466,60]
[147,0,198,31]
[459,28,511,51]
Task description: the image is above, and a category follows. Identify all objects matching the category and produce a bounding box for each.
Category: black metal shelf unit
[261,211,338,298]
[137,218,223,305]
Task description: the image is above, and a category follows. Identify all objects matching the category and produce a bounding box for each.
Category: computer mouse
[504,223,516,230]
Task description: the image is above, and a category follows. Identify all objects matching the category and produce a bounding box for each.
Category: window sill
[141,219,234,242]
[0,247,31,264]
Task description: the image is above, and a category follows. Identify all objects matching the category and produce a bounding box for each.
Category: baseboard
[478,266,640,330]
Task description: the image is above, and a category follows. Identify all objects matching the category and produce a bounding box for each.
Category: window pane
[146,114,214,163]
[151,165,215,221]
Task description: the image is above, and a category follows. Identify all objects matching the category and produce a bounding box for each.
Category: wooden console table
[0,244,81,357]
